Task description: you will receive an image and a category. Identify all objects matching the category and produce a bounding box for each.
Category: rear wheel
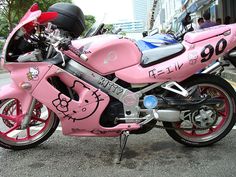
[0,98,59,150]
[163,74,236,147]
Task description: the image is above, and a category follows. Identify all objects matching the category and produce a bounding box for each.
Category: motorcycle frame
[2,4,236,138]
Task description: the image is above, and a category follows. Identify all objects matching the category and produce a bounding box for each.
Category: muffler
[156,109,180,122]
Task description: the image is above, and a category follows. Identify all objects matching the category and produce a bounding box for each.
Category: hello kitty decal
[52,80,104,122]
[27,67,39,81]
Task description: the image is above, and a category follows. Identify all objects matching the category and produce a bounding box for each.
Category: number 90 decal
[201,38,227,63]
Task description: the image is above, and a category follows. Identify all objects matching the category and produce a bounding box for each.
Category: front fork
[0,82,36,129]
[21,98,36,129]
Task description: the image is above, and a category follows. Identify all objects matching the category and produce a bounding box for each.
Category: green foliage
[84,15,96,31]
[0,16,8,37]
[0,41,4,51]
[0,0,96,39]
[13,0,72,19]
[119,31,126,36]
[104,24,114,33]
[0,0,72,37]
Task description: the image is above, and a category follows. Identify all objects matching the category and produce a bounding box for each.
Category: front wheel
[0,98,59,150]
[163,74,236,147]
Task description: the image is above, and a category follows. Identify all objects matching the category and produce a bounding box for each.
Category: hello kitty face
[52,80,104,122]
[27,67,39,81]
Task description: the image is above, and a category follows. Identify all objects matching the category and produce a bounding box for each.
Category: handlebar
[68,45,88,61]
[45,26,88,65]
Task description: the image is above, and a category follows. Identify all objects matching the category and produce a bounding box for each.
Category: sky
[72,0,134,23]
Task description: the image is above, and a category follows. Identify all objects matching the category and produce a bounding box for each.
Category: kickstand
[117,131,129,164]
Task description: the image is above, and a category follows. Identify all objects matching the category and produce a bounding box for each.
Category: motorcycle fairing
[1,10,41,61]
[1,3,57,64]
[184,25,231,44]
[4,62,52,93]
[19,3,40,23]
[0,62,52,116]
[63,35,142,75]
[115,24,236,84]
[0,83,33,116]
[32,65,140,136]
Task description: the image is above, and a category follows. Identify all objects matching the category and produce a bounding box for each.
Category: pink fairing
[1,4,57,64]
[32,65,140,136]
[63,35,141,75]
[1,10,41,60]
[3,3,236,138]
[115,24,236,84]
[0,83,33,116]
[4,63,52,93]
[0,62,52,115]
[0,4,140,137]
[19,3,40,23]
[184,25,231,43]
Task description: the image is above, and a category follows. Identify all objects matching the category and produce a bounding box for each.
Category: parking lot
[0,128,236,177]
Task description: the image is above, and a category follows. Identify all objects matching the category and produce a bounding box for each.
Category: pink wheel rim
[175,84,233,140]
[0,99,52,144]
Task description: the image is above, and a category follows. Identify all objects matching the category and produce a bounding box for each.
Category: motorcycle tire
[0,98,59,150]
[163,74,236,147]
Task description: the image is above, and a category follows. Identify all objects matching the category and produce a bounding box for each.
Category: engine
[100,98,124,127]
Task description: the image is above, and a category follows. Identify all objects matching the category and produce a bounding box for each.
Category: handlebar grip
[68,45,88,61]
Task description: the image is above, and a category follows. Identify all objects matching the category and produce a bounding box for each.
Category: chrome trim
[161,81,189,97]
[21,98,37,129]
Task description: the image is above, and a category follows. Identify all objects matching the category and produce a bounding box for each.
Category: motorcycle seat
[184,25,231,44]
[141,43,185,67]
[136,34,178,51]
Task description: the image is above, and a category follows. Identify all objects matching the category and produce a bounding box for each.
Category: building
[109,0,154,33]
[149,0,159,30]
[177,0,236,26]
[133,0,154,31]
[112,20,144,33]
[151,0,236,33]
[150,0,182,32]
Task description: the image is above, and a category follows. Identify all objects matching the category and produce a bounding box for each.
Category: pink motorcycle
[1,3,236,162]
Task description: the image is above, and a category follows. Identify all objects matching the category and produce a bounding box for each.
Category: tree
[0,0,96,38]
[84,15,96,32]
[104,24,114,33]
[0,0,71,36]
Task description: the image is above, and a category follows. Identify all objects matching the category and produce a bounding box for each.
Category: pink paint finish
[184,25,231,44]
[4,3,236,139]
[19,3,40,23]
[116,24,236,84]
[2,10,41,60]
[4,62,52,93]
[63,35,141,75]
[32,65,140,136]
[0,83,33,115]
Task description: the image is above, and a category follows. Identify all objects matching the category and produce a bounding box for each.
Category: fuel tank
[63,35,142,75]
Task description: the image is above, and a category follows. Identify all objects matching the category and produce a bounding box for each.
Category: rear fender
[0,83,33,114]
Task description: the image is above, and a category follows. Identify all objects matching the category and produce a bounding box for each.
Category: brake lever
[54,47,66,67]
[58,38,88,61]
[52,41,66,67]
